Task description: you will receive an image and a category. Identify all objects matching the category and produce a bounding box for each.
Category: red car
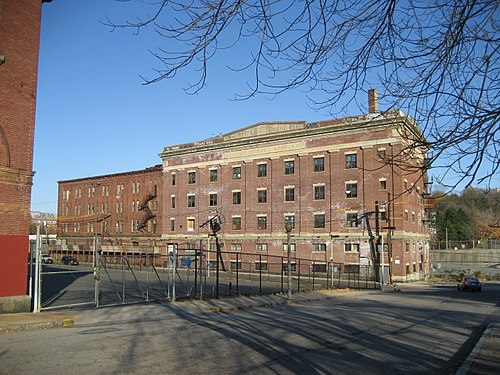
[457,276,482,292]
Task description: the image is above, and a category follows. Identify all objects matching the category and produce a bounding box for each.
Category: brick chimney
[368,89,379,113]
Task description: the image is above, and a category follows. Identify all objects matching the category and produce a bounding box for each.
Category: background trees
[433,188,500,243]
[107,0,499,191]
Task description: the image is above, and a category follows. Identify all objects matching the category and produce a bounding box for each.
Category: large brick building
[57,165,163,256]
[57,92,431,282]
[0,0,50,313]
[160,96,431,282]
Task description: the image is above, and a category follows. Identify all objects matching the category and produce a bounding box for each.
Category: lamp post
[285,219,293,299]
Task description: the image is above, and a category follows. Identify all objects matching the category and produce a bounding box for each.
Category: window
[314,157,325,172]
[232,217,241,230]
[283,243,296,252]
[171,173,176,186]
[314,214,326,228]
[404,210,409,221]
[132,182,140,194]
[257,189,267,203]
[187,218,195,231]
[314,185,325,200]
[346,213,358,227]
[284,215,295,229]
[380,210,387,221]
[282,262,296,271]
[313,243,327,252]
[187,194,196,208]
[210,169,218,182]
[380,179,387,190]
[232,166,242,180]
[256,243,268,252]
[284,187,295,202]
[230,261,242,270]
[312,263,327,272]
[209,193,218,206]
[255,262,268,271]
[377,149,386,159]
[345,243,360,252]
[232,191,241,204]
[344,264,360,273]
[171,196,176,209]
[117,184,124,196]
[257,216,267,230]
[345,153,357,169]
[257,163,267,177]
[131,220,139,232]
[412,211,415,222]
[345,182,358,198]
[170,218,175,231]
[230,243,242,252]
[284,160,295,175]
[116,220,123,234]
[188,171,196,184]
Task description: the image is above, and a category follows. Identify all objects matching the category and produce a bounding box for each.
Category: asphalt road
[2,282,499,374]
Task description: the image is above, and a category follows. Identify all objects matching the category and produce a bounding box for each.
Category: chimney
[368,89,379,113]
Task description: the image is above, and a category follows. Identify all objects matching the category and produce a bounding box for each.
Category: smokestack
[368,89,379,113]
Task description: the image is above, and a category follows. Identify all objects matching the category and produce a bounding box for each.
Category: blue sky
[33,0,358,214]
[31,1,498,214]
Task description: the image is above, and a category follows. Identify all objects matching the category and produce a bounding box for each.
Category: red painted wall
[0,236,29,296]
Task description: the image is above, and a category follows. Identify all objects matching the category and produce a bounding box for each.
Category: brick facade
[57,110,431,281]
[159,111,431,281]
[0,0,45,310]
[57,166,163,249]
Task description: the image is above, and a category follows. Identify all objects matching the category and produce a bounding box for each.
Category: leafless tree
[106,0,499,190]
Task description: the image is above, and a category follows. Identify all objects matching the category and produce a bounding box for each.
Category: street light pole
[285,220,293,299]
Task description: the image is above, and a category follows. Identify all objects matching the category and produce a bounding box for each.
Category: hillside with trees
[432,188,500,246]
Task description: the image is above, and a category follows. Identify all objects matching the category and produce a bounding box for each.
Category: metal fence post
[236,252,240,295]
[95,246,100,308]
[172,245,177,302]
[259,254,262,295]
[33,225,41,313]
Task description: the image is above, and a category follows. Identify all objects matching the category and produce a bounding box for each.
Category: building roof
[161,110,417,158]
[57,165,162,184]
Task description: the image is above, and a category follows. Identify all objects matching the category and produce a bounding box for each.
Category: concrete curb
[0,318,74,334]
[455,323,494,375]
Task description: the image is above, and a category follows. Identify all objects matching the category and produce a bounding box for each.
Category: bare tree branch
[104,0,500,191]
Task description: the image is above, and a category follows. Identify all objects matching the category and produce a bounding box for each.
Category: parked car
[457,276,481,292]
[41,255,54,264]
[61,256,79,266]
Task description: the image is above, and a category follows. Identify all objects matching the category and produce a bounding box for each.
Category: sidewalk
[1,290,498,374]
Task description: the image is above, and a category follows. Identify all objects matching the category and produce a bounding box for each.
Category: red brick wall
[0,0,41,170]
[58,167,163,242]
[160,119,430,278]
[0,0,43,300]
